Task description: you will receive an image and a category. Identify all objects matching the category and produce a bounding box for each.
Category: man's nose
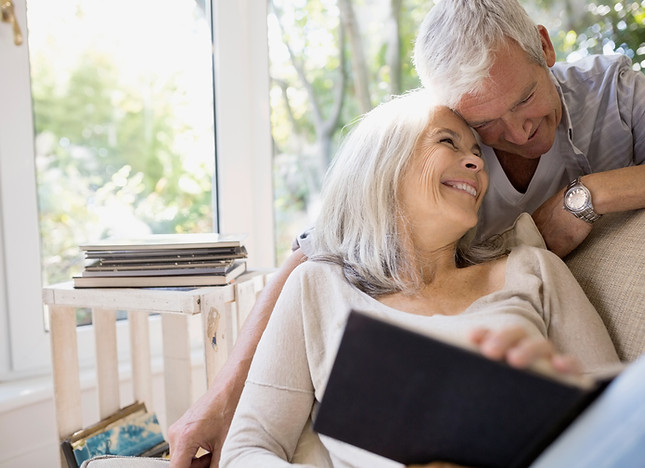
[501,113,533,145]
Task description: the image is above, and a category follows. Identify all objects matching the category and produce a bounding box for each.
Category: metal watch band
[564,177,602,224]
[576,208,602,223]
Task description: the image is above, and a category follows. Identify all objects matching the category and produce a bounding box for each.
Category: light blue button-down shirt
[476,54,645,241]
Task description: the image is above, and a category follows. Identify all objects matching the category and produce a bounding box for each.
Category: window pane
[267,0,427,263]
[268,0,645,265]
[26,0,216,295]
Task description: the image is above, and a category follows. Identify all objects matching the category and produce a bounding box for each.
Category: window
[4,0,641,378]
[27,0,216,324]
[267,0,645,265]
[0,0,273,376]
[268,0,429,263]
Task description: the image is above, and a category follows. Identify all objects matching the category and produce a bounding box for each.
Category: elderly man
[168,1,645,466]
[413,0,645,257]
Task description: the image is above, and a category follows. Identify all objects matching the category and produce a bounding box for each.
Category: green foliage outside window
[30,0,645,287]
[30,0,214,288]
[269,0,645,264]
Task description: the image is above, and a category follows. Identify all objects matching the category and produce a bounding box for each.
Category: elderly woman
[218,88,621,468]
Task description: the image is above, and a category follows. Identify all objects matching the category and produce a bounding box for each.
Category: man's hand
[531,188,592,257]
[168,379,236,468]
[168,248,308,467]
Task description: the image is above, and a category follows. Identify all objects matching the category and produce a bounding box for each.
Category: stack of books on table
[73,233,248,288]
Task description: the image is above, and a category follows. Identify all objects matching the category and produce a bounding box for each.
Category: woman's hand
[406,329,587,468]
[468,326,584,383]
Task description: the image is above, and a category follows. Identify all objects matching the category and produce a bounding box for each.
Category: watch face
[566,188,587,210]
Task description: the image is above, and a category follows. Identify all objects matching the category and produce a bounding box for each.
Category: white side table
[43,270,272,466]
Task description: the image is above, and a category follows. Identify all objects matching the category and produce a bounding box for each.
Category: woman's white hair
[413,0,547,108]
[312,88,505,297]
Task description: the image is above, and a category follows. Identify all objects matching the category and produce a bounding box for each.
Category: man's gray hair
[413,0,547,108]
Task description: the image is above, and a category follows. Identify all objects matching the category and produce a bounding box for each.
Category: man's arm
[533,165,645,257]
[168,248,307,468]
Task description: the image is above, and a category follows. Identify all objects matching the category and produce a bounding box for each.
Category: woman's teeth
[447,182,476,197]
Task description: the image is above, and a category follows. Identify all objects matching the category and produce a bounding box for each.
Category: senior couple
[90,0,645,467]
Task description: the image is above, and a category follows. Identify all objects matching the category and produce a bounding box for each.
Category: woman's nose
[463,153,484,172]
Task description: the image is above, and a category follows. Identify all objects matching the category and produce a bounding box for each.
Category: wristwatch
[563,177,602,223]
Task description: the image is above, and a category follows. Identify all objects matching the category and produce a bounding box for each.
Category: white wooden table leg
[235,273,265,328]
[161,313,193,426]
[92,308,121,419]
[200,289,236,387]
[49,305,82,467]
[128,310,153,411]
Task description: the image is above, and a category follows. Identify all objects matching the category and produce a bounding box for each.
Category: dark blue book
[314,310,615,468]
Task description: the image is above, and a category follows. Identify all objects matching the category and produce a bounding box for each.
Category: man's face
[455,30,562,160]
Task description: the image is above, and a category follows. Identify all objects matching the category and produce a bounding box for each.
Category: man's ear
[538,25,556,67]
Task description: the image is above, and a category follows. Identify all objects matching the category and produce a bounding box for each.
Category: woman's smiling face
[399,106,487,246]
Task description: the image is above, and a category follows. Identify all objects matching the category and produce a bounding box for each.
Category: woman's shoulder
[508,243,568,278]
[499,212,559,264]
[290,258,345,284]
[509,242,560,260]
[497,212,546,250]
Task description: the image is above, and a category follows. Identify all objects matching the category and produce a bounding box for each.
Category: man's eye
[520,92,535,105]
[472,122,491,130]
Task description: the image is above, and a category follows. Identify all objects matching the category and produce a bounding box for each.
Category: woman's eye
[440,138,456,147]
[520,92,535,105]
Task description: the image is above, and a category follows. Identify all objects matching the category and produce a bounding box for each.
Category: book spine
[60,440,79,468]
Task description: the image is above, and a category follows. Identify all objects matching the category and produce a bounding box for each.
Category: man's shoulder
[551,54,631,85]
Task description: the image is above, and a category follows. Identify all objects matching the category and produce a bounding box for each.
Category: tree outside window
[28,0,216,289]
[268,0,645,264]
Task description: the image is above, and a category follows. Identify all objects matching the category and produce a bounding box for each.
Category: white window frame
[0,0,49,377]
[212,0,274,269]
[0,0,274,378]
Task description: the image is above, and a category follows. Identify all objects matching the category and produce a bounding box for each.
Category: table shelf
[43,270,273,466]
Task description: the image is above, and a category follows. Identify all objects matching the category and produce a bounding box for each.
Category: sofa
[79,209,645,467]
[563,208,645,363]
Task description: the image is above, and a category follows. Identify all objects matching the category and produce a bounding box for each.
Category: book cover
[82,259,237,277]
[83,246,247,260]
[61,402,167,468]
[313,310,613,468]
[73,261,247,288]
[85,246,247,263]
[79,232,247,251]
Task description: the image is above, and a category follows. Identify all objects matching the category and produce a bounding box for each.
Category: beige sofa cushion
[81,456,169,467]
[564,209,645,362]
